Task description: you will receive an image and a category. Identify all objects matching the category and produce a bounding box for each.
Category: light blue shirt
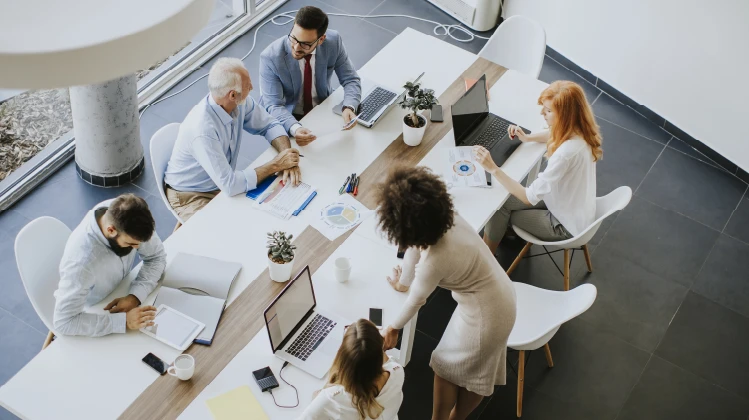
[164,94,288,196]
[54,200,167,337]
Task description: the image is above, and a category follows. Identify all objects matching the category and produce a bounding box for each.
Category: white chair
[508,282,597,417]
[478,15,547,79]
[14,216,72,349]
[150,123,184,225]
[506,186,633,291]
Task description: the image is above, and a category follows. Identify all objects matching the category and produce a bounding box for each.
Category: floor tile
[0,231,49,334]
[668,137,721,169]
[598,196,719,288]
[521,318,650,418]
[616,356,749,420]
[637,147,746,231]
[146,67,211,123]
[538,57,600,103]
[577,248,688,352]
[141,191,178,243]
[692,234,749,319]
[319,0,385,16]
[596,118,665,196]
[479,379,613,420]
[724,194,749,244]
[0,315,45,384]
[398,331,438,419]
[593,93,672,144]
[9,176,148,229]
[133,111,172,196]
[368,0,491,55]
[656,292,749,399]
[416,288,456,342]
[0,210,32,239]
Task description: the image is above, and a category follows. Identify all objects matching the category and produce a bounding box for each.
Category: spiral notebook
[153,253,242,345]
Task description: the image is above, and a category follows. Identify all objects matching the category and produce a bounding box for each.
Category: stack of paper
[206,386,268,420]
[443,147,490,188]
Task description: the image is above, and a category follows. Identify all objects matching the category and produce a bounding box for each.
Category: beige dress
[391,215,517,396]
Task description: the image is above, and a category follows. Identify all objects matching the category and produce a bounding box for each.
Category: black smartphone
[142,352,167,375]
[396,247,406,259]
[252,367,279,392]
[430,104,444,122]
[369,308,383,327]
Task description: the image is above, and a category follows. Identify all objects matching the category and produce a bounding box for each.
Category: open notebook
[153,253,242,345]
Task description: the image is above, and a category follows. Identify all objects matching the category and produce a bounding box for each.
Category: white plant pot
[402,114,427,146]
[268,255,294,282]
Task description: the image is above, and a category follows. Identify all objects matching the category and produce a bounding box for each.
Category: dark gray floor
[2,1,749,419]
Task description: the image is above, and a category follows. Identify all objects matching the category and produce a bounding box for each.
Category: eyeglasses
[288,33,321,51]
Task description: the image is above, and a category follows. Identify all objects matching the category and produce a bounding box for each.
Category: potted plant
[398,81,438,146]
[267,231,296,282]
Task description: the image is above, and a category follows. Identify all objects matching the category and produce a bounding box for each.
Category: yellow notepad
[206,386,268,420]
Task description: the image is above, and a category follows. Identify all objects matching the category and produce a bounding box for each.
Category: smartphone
[430,104,444,122]
[142,352,167,375]
[369,308,383,327]
[396,247,406,259]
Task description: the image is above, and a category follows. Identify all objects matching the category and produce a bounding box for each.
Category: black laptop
[451,74,530,167]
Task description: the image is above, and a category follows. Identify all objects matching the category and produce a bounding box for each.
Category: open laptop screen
[264,266,316,352]
[451,74,490,145]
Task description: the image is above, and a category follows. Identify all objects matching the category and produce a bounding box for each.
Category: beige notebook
[206,386,268,420]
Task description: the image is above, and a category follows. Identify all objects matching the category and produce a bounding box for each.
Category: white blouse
[298,357,404,420]
[525,137,597,236]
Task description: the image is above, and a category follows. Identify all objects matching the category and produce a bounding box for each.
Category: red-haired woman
[475,80,603,255]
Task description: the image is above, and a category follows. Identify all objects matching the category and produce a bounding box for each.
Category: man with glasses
[259,6,361,146]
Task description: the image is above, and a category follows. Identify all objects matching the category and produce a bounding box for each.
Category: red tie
[303,55,313,116]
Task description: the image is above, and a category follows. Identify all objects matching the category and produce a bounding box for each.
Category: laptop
[451,74,530,167]
[333,72,425,128]
[264,265,348,379]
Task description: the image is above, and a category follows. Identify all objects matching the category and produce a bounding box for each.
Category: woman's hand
[508,124,529,142]
[473,146,499,174]
[386,266,409,292]
[382,326,399,350]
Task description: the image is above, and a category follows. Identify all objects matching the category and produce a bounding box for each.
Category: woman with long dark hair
[299,319,404,419]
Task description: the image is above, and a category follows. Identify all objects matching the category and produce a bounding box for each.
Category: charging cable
[269,361,299,409]
[139,9,493,119]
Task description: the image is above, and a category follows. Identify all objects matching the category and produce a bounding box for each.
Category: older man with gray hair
[164,57,301,222]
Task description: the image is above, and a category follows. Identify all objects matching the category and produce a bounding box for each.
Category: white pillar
[69,74,144,187]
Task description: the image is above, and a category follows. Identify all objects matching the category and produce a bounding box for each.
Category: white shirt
[53,200,167,337]
[290,50,318,136]
[525,137,597,236]
[298,357,404,420]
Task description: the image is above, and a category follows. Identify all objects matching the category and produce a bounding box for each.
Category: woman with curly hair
[299,319,404,420]
[475,80,602,255]
[377,166,516,420]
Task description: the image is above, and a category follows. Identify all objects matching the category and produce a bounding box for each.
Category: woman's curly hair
[375,165,455,249]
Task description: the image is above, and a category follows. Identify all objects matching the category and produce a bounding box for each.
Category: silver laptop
[264,265,348,378]
[333,72,425,128]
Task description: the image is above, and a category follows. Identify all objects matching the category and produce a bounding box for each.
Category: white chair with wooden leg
[478,15,546,79]
[506,186,632,290]
[508,282,597,417]
[14,216,72,350]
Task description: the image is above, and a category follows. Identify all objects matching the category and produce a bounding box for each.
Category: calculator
[252,367,279,392]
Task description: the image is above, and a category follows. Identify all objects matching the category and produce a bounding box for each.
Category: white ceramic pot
[268,255,294,282]
[402,113,427,146]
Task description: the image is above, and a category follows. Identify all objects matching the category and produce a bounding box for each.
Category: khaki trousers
[165,187,220,223]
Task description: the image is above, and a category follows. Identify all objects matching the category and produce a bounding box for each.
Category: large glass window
[0,0,279,206]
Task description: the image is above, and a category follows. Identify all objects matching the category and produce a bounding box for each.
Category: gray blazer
[258,30,362,133]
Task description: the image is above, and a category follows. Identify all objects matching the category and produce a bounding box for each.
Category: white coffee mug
[167,354,195,380]
[334,257,352,283]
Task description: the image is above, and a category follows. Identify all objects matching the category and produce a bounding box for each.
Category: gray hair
[208,57,246,98]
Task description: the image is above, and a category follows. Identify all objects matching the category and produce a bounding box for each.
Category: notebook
[153,253,242,345]
[206,386,268,420]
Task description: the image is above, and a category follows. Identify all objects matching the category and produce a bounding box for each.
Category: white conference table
[0,28,548,420]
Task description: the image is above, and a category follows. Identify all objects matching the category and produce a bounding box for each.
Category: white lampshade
[0,0,215,89]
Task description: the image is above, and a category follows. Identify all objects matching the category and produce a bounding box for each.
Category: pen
[353,176,360,196]
[339,175,351,195]
[347,173,356,193]
[299,154,305,157]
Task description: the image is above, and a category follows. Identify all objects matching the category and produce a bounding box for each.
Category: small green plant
[398,82,438,128]
[267,231,296,264]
